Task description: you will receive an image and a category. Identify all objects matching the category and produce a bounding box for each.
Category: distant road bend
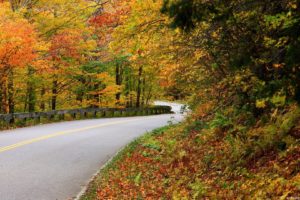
[0,102,184,200]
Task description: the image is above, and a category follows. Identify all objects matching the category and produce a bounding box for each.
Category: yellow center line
[0,117,154,154]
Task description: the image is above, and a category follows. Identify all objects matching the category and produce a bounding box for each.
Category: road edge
[74,125,175,200]
[73,143,129,200]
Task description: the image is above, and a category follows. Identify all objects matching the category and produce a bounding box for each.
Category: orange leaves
[0,16,38,69]
[94,113,300,199]
[99,85,121,95]
[96,142,167,199]
[193,102,215,120]
[48,28,97,74]
[273,63,284,68]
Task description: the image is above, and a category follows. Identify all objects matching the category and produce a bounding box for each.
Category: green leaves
[134,172,142,186]
[163,0,300,104]
[210,113,232,129]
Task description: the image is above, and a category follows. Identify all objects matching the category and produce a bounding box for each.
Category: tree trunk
[52,79,58,110]
[25,66,36,112]
[28,86,35,112]
[0,69,9,114]
[40,87,46,111]
[295,75,300,104]
[136,66,143,108]
[115,62,123,104]
[94,83,100,108]
[141,78,146,107]
[8,69,14,114]
[145,85,153,106]
[124,70,132,108]
[0,82,2,113]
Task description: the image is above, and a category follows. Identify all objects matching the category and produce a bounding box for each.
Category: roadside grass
[79,103,300,199]
[80,125,174,200]
[79,138,142,200]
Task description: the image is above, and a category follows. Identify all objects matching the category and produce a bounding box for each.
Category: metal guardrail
[0,106,172,124]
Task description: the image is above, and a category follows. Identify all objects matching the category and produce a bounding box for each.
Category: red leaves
[89,13,119,28]
[94,116,300,199]
[89,1,130,28]
[49,30,82,62]
[96,142,169,199]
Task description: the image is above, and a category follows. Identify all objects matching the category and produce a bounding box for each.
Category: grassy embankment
[81,103,300,199]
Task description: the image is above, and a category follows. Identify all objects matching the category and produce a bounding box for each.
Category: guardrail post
[72,113,76,119]
[35,115,41,124]
[112,109,115,117]
[9,114,14,124]
[59,113,64,120]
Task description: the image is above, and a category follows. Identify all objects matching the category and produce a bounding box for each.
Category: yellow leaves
[175,28,181,34]
[288,1,298,9]
[99,85,121,95]
[256,99,267,108]
[234,75,242,82]
[271,94,286,107]
[0,3,12,18]
[35,39,50,52]
[211,31,219,39]
[0,2,24,20]
[194,49,205,60]
[96,72,110,80]
[129,54,138,62]
[263,36,289,50]
[256,92,286,109]
[292,173,300,189]
[84,39,97,51]
[263,36,277,47]
[291,4,298,9]
[30,0,94,37]
[271,108,279,121]
[86,71,121,107]
[178,150,187,159]
[31,59,50,72]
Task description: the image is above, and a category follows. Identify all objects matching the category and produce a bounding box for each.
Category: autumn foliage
[92,118,300,199]
[0,0,163,114]
[82,0,300,199]
[0,5,38,113]
[0,20,37,69]
[0,0,299,199]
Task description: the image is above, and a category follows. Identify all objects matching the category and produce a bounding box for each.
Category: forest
[1,0,300,199]
[0,0,167,114]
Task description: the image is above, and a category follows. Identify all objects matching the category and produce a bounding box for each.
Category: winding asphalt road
[0,102,183,200]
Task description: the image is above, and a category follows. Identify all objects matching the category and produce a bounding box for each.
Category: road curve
[0,103,183,200]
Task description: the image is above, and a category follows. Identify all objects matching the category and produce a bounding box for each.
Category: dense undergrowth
[82,100,300,199]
